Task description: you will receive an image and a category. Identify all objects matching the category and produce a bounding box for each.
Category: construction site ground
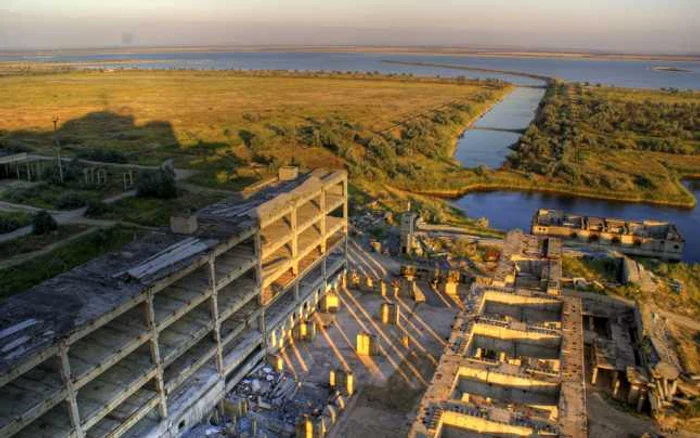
[192,241,462,438]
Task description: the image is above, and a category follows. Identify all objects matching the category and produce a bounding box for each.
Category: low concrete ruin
[532,209,685,260]
[410,231,587,437]
[0,169,348,438]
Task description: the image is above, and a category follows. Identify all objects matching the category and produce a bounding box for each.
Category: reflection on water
[455,87,545,168]
[454,186,700,263]
[455,131,520,168]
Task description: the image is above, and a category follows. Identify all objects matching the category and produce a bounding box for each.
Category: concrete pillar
[591,367,599,385]
[662,378,669,400]
[670,380,678,399]
[58,342,85,438]
[291,209,299,275]
[329,369,354,396]
[380,301,399,325]
[612,372,620,398]
[379,281,387,297]
[356,332,377,356]
[627,383,640,405]
[636,392,646,412]
[364,276,374,291]
[588,316,595,331]
[499,352,507,363]
[209,259,225,375]
[144,292,169,418]
[320,194,327,254]
[297,415,312,438]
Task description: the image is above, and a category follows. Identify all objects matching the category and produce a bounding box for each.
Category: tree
[32,210,57,235]
[137,167,177,199]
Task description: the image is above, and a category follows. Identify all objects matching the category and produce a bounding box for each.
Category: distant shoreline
[1,45,699,63]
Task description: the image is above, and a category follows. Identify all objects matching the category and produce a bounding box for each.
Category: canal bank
[447,74,699,262]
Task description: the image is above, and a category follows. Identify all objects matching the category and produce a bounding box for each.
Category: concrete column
[662,378,669,400]
[291,208,299,275]
[588,316,595,331]
[627,384,640,405]
[144,292,169,418]
[319,193,327,254]
[591,367,599,385]
[636,392,646,412]
[612,372,620,398]
[254,232,263,305]
[209,259,225,375]
[342,180,349,259]
[669,380,678,399]
[58,342,85,438]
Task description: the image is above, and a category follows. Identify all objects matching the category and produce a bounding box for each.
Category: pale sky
[0,0,698,53]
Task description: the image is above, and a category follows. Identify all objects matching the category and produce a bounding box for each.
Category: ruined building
[531,209,684,260]
[410,231,587,437]
[0,169,348,438]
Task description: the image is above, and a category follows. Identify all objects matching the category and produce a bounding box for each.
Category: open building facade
[410,231,587,438]
[531,209,685,261]
[0,169,348,438]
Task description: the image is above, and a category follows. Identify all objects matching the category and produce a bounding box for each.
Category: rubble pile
[192,360,349,437]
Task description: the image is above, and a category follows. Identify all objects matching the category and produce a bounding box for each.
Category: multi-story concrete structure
[409,231,587,438]
[531,209,684,260]
[0,169,348,438]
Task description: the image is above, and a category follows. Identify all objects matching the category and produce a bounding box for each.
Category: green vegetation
[136,167,177,199]
[32,210,58,235]
[1,158,127,210]
[0,226,143,301]
[0,211,31,234]
[87,188,228,227]
[641,261,700,319]
[0,69,511,223]
[507,82,700,206]
[0,224,88,258]
[562,255,619,283]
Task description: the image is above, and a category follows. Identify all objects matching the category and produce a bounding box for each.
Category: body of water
[5,51,700,89]
[455,86,545,168]
[454,182,700,262]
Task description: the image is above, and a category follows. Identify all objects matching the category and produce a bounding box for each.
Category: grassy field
[87,188,229,227]
[0,224,89,259]
[0,211,32,234]
[0,69,511,222]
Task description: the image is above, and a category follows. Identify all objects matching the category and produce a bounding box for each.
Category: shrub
[0,217,22,234]
[56,191,89,209]
[137,168,177,199]
[85,200,112,217]
[32,211,57,235]
[76,149,127,163]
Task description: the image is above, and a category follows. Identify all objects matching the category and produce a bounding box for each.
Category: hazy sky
[1,0,698,53]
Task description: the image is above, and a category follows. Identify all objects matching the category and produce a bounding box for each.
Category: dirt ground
[275,241,460,438]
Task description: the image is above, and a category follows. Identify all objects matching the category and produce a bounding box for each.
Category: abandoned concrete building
[531,209,685,260]
[0,169,348,438]
[410,231,587,438]
[582,285,699,419]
